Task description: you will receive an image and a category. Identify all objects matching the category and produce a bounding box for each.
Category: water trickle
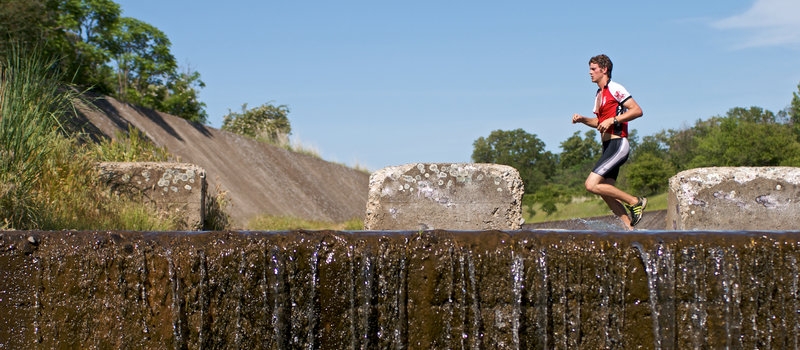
[4,230,800,349]
[633,241,676,350]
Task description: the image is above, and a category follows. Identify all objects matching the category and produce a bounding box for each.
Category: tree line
[473,86,800,215]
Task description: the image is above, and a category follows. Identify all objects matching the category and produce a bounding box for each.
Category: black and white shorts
[592,138,630,180]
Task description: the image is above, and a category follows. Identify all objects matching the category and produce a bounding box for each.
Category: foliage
[222,103,292,145]
[559,130,601,170]
[34,135,179,230]
[0,46,73,227]
[0,0,207,123]
[626,153,675,195]
[0,46,194,230]
[471,128,556,194]
[686,107,800,168]
[88,125,171,162]
[530,184,571,216]
[789,81,800,140]
[553,130,601,196]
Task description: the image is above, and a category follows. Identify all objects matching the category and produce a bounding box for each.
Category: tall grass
[88,125,172,162]
[0,46,198,230]
[0,47,73,228]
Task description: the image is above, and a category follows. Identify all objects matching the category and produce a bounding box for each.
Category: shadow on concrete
[131,105,184,142]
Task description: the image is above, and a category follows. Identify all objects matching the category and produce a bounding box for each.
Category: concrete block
[97,162,207,230]
[364,163,524,230]
[667,167,800,230]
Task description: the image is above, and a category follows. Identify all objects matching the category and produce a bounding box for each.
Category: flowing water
[2,229,800,349]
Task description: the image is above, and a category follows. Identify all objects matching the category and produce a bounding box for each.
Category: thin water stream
[2,229,800,349]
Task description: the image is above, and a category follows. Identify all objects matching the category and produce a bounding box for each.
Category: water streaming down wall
[2,230,800,349]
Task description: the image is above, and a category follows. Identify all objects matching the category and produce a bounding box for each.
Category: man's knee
[584,178,600,194]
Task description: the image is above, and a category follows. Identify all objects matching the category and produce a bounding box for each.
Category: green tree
[53,0,121,93]
[0,0,57,53]
[688,107,800,167]
[626,153,675,195]
[109,17,176,101]
[157,69,208,123]
[790,81,800,140]
[471,128,556,194]
[559,130,601,170]
[221,103,292,144]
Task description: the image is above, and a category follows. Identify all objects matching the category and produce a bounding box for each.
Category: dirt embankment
[72,93,369,229]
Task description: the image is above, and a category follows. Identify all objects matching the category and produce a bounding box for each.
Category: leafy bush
[221,103,291,146]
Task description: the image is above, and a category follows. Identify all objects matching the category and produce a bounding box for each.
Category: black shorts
[592,138,630,180]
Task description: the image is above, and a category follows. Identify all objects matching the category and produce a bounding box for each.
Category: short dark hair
[589,54,613,79]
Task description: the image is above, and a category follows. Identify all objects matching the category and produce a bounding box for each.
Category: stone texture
[364,163,524,230]
[667,167,800,230]
[97,162,206,230]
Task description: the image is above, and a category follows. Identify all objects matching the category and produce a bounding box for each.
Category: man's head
[589,54,612,83]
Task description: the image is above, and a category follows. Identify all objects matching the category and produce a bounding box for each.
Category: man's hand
[572,113,584,124]
[597,118,614,133]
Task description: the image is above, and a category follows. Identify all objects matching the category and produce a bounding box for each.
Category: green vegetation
[0,47,181,230]
[0,0,207,122]
[222,103,292,144]
[248,215,364,231]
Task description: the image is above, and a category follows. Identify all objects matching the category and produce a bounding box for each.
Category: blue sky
[116,0,800,171]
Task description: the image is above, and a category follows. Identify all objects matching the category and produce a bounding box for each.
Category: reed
[0,46,72,228]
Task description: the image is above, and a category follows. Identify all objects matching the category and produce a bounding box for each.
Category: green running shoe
[626,197,647,227]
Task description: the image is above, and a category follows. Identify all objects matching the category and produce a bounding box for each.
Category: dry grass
[247,215,364,231]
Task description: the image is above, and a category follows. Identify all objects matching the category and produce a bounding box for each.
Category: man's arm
[616,98,643,123]
[572,113,598,128]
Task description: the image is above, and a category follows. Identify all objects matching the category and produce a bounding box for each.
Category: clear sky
[115,0,800,171]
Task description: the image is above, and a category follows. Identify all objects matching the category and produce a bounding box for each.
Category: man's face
[589,63,606,83]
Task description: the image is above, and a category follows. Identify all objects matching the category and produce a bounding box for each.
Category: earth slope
[72,93,369,229]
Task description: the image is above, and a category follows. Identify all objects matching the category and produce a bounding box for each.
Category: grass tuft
[248,215,364,231]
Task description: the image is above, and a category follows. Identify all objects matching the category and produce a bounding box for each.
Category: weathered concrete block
[667,167,800,230]
[97,162,207,230]
[364,163,524,230]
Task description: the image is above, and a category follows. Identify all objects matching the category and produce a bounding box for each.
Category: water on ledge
[2,229,800,349]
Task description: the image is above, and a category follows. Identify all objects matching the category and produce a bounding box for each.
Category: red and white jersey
[593,80,631,137]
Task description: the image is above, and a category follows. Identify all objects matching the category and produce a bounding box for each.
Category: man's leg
[585,173,635,229]
[584,172,637,206]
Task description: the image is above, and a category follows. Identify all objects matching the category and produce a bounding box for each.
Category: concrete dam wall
[3,229,800,349]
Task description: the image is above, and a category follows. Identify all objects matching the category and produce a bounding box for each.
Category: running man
[571,54,647,229]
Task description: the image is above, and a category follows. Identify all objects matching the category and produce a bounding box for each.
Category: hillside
[71,93,369,229]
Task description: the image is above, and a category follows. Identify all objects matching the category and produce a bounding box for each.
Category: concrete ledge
[667,167,800,230]
[97,162,206,229]
[364,163,524,230]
